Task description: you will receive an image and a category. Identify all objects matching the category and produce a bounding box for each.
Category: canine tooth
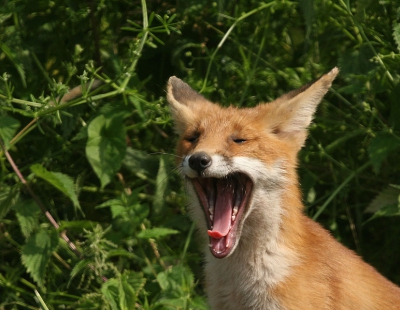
[210,214,214,221]
[232,215,236,221]
[209,207,214,214]
[232,206,238,216]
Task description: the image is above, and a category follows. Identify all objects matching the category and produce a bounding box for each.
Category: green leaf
[393,23,400,52]
[0,185,20,219]
[13,199,40,238]
[157,265,194,292]
[106,249,141,260]
[101,272,145,310]
[0,116,20,150]
[123,147,158,179]
[123,271,146,297]
[30,164,82,215]
[86,114,126,188]
[299,0,314,32]
[365,185,400,213]
[338,44,376,76]
[367,133,400,173]
[101,278,120,310]
[69,258,91,284]
[21,229,59,290]
[58,220,97,231]
[366,203,400,223]
[0,43,27,87]
[153,156,168,215]
[137,227,179,240]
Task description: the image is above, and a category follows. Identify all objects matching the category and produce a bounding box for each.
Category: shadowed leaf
[21,229,59,290]
[86,114,126,188]
[31,164,82,215]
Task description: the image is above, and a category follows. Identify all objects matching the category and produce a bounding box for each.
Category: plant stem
[201,2,282,92]
[313,161,372,220]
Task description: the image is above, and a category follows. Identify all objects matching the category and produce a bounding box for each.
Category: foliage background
[1,0,400,308]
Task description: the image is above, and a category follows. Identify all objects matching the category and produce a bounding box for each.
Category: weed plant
[0,0,399,308]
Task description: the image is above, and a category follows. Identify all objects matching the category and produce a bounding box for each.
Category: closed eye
[232,137,247,144]
[185,134,199,143]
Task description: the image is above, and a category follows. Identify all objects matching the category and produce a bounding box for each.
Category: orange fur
[167,68,400,309]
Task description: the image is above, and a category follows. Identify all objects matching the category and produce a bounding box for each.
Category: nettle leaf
[69,258,91,285]
[365,185,400,213]
[156,265,197,309]
[13,199,40,238]
[367,132,400,173]
[137,227,179,240]
[0,115,20,150]
[86,114,126,188]
[101,272,145,310]
[21,228,59,290]
[157,265,194,292]
[30,164,82,215]
[393,23,400,52]
[101,278,119,310]
[0,185,20,219]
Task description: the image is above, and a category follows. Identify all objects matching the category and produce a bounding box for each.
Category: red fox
[166,68,400,309]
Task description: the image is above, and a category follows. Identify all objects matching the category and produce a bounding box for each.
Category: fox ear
[167,77,212,134]
[265,67,339,149]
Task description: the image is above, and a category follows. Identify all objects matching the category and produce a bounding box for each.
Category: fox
[166,67,400,310]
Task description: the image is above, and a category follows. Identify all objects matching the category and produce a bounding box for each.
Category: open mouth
[191,173,253,258]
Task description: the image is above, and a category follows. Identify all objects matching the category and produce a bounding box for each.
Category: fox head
[167,68,339,259]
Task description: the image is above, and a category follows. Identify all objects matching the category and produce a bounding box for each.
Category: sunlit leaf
[137,227,179,240]
[153,156,168,215]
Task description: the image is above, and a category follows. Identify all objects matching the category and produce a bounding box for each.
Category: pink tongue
[207,180,232,239]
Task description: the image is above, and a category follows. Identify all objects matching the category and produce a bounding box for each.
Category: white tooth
[231,215,236,221]
[209,244,212,247]
[232,206,238,216]
[209,207,214,214]
[211,225,213,229]
[210,215,214,221]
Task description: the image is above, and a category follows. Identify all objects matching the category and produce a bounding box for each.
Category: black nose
[189,152,212,175]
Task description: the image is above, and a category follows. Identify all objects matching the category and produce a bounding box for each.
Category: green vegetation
[1,0,400,308]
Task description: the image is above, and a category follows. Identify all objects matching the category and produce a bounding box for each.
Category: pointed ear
[167,76,212,134]
[265,67,339,149]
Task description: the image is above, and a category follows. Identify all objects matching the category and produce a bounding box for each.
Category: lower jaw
[208,229,238,258]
